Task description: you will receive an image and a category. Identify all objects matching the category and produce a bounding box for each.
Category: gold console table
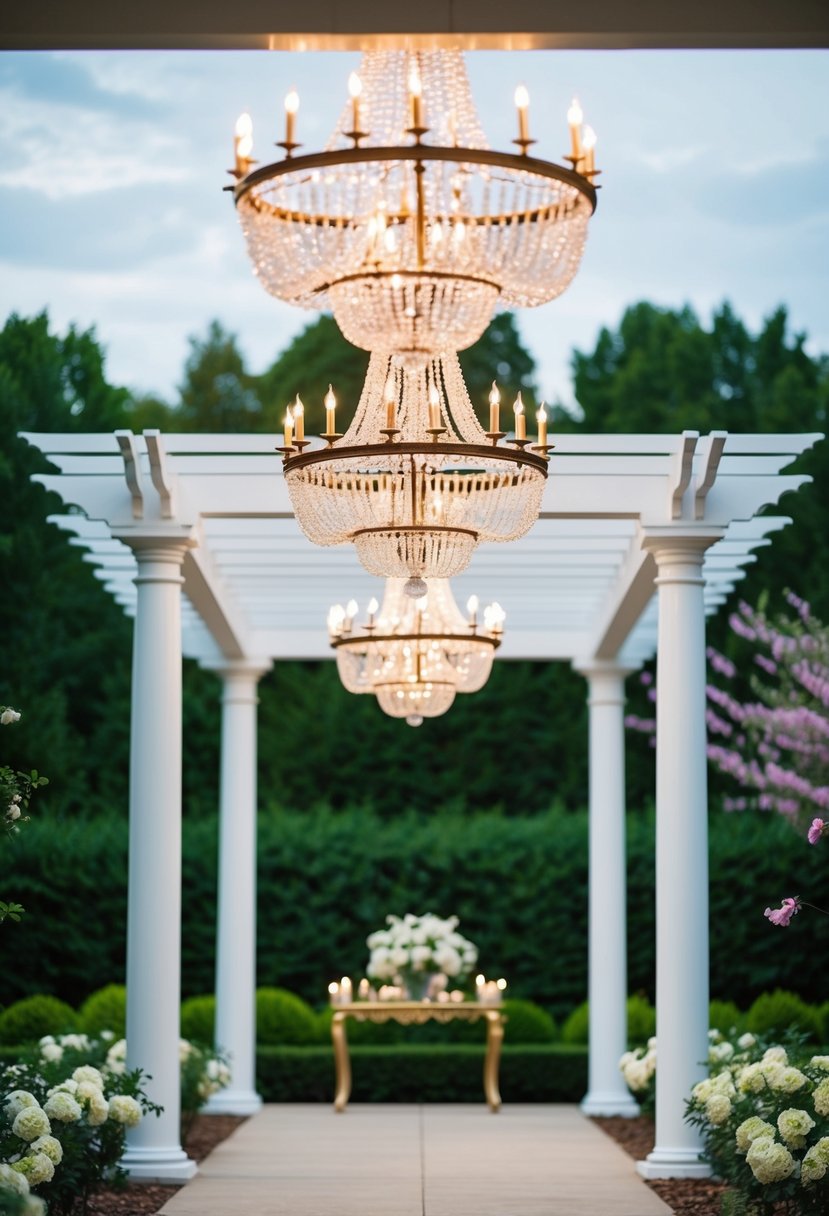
[330,1000,505,1112]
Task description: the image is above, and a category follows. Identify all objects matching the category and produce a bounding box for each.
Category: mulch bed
[593,1116,730,1215]
[85,1116,246,1216]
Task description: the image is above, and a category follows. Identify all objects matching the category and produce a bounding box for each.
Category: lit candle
[483,384,498,437]
[324,383,336,434]
[475,974,485,1000]
[408,59,423,130]
[536,402,547,447]
[234,112,253,176]
[385,376,397,429]
[345,599,358,632]
[428,384,441,430]
[348,72,362,132]
[582,124,597,175]
[358,977,370,1000]
[293,395,305,443]
[467,594,479,628]
[513,392,526,440]
[283,406,294,448]
[340,976,353,1005]
[284,88,299,146]
[327,603,345,637]
[514,84,530,144]
[496,978,507,992]
[367,596,379,627]
[567,96,583,161]
[328,981,339,1004]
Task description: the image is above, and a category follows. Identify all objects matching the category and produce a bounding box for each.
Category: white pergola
[22,426,819,1181]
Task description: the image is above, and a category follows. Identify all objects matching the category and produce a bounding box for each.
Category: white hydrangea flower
[735,1117,776,1154]
[410,945,432,969]
[709,1041,734,1063]
[738,1063,767,1093]
[705,1094,732,1125]
[802,1145,828,1186]
[108,1095,142,1127]
[22,1196,47,1216]
[72,1065,104,1089]
[809,1055,829,1071]
[105,1039,127,1075]
[179,1039,194,1063]
[40,1042,64,1064]
[813,1078,829,1117]
[43,1091,82,1123]
[708,1029,722,1043]
[57,1034,90,1052]
[4,1091,39,1118]
[0,1163,30,1195]
[100,1029,115,1042]
[46,1080,78,1097]
[777,1108,816,1149]
[12,1107,51,1143]
[1,707,21,725]
[763,1046,788,1066]
[746,1136,796,1185]
[770,1067,809,1094]
[12,1154,55,1186]
[87,1092,109,1127]
[711,1071,736,1097]
[737,1032,757,1050]
[29,1135,62,1165]
[692,1078,714,1104]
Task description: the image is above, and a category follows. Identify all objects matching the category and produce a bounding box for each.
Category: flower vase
[404,972,436,1001]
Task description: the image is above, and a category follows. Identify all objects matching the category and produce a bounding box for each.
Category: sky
[0,47,827,411]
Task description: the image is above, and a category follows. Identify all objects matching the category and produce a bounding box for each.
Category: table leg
[484,1011,503,1111]
[331,1011,352,1112]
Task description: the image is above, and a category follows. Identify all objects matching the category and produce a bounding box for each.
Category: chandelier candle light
[328,578,505,726]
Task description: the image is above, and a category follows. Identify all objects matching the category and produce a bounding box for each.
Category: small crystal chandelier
[229,50,599,355]
[328,579,505,727]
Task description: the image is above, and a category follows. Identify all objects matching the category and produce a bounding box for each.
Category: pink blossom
[764,897,800,927]
[808,817,826,845]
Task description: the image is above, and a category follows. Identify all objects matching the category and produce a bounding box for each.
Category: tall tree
[175,320,263,432]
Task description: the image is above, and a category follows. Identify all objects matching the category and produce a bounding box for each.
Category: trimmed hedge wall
[256,1045,588,1104]
[3,806,827,1015]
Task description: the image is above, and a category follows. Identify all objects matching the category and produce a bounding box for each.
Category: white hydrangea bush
[683,1036,829,1214]
[366,913,478,993]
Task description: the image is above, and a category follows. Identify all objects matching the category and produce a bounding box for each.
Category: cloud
[691,140,829,226]
[0,55,163,120]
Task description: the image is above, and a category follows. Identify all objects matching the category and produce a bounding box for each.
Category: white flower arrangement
[366,913,478,992]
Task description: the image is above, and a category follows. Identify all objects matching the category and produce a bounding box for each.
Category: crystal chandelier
[328,579,505,727]
[280,350,550,593]
[230,50,599,355]
[229,49,599,590]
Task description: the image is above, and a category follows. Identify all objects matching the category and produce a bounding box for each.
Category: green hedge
[2,806,827,1015]
[255,1044,588,1103]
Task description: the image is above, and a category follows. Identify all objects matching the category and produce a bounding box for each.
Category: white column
[120,538,197,1183]
[575,661,640,1118]
[638,533,718,1180]
[203,659,272,1115]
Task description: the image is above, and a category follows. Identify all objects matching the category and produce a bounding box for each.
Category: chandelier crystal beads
[328,579,505,726]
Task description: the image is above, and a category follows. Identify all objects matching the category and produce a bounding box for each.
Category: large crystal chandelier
[230,50,599,354]
[328,579,505,727]
[229,49,599,590]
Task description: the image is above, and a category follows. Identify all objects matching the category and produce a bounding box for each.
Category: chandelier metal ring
[281,441,550,474]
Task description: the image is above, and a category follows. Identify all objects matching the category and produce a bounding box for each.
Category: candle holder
[485,431,506,445]
[406,125,429,144]
[510,438,531,451]
[320,432,343,447]
[275,444,296,458]
[512,137,536,156]
[426,426,447,442]
[379,428,401,443]
[276,139,302,158]
[344,128,369,147]
[530,442,556,457]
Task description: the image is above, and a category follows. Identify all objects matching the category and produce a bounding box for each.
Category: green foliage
[501,998,558,1044]
[561,1001,589,1045]
[710,999,745,1035]
[4,805,829,1015]
[255,1044,588,1104]
[175,320,264,432]
[181,995,216,1046]
[0,995,75,1045]
[77,984,126,1038]
[627,994,656,1043]
[458,312,538,423]
[260,315,369,436]
[746,989,823,1042]
[256,988,318,1046]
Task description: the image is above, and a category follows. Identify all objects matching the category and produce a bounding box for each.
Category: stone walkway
[160,1104,671,1215]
